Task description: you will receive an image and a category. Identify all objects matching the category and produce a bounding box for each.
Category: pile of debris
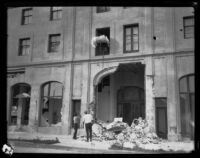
[90,117,162,148]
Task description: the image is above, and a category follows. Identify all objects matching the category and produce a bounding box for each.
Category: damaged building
[7,7,194,141]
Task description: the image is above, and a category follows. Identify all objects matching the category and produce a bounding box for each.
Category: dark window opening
[21,8,32,25]
[50,7,62,20]
[48,34,61,53]
[95,27,110,56]
[96,7,110,13]
[19,38,31,56]
[183,16,194,39]
[124,24,139,53]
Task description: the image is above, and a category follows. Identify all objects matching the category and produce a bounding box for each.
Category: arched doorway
[117,86,145,125]
[40,81,63,127]
[94,62,145,124]
[10,83,31,125]
[179,74,194,140]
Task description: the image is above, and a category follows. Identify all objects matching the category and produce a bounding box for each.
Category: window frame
[183,16,194,39]
[48,34,61,53]
[179,74,195,138]
[21,8,33,25]
[40,81,63,126]
[96,7,110,13]
[123,24,139,53]
[50,7,62,21]
[18,38,31,56]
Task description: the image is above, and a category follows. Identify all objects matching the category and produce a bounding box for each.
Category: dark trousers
[73,123,78,139]
[85,123,92,141]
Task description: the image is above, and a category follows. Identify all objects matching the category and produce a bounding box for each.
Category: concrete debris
[88,117,162,149]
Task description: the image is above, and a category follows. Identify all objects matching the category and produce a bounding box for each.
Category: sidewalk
[8,131,111,150]
[8,131,195,152]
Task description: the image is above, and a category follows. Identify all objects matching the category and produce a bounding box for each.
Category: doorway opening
[71,100,81,128]
[95,62,145,125]
[117,86,145,126]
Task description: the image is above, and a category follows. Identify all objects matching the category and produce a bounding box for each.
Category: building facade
[7,7,194,141]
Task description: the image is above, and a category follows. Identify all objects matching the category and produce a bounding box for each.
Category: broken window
[40,81,63,127]
[10,83,31,125]
[95,27,110,56]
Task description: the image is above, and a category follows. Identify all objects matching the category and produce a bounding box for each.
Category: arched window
[10,83,31,125]
[179,74,194,139]
[40,81,63,127]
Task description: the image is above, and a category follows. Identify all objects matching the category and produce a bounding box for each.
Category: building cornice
[7,50,194,70]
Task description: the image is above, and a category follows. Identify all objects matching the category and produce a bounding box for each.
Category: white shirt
[83,114,93,124]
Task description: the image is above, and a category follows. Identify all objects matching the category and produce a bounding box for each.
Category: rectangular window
[48,34,61,53]
[183,16,194,39]
[95,27,110,56]
[96,7,110,13]
[124,24,139,53]
[21,8,32,25]
[19,38,31,56]
[50,7,62,20]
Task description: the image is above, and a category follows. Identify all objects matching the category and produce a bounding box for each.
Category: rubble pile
[89,117,162,148]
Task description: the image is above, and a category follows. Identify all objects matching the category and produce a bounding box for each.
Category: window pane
[132,26,138,34]
[133,35,138,42]
[180,77,187,92]
[53,12,57,19]
[43,84,49,96]
[125,43,131,51]
[24,18,29,24]
[180,94,190,136]
[50,82,62,96]
[57,11,62,19]
[126,28,131,36]
[184,17,194,26]
[189,75,194,92]
[185,26,194,38]
[28,16,32,23]
[133,43,139,50]
[24,10,29,16]
[25,47,30,55]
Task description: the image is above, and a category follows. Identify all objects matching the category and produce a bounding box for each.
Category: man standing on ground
[83,110,93,142]
[73,113,80,139]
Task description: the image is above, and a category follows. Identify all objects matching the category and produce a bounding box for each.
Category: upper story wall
[7,7,194,67]
[7,7,74,66]
[174,7,194,52]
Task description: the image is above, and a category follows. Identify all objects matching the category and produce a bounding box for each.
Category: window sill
[124,51,139,54]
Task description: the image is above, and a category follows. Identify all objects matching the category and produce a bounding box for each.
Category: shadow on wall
[110,38,120,54]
